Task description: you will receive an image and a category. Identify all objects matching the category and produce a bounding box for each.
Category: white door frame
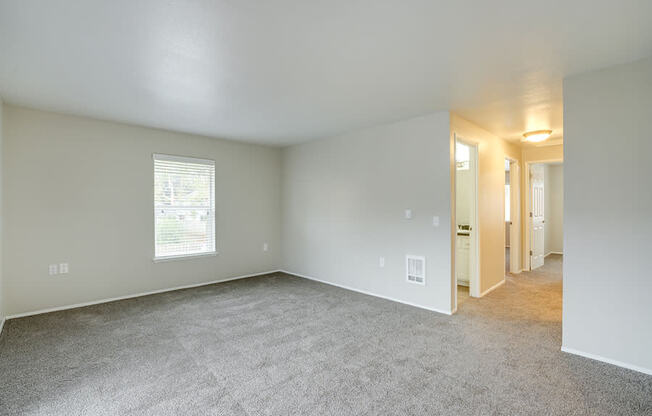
[523,158,562,271]
[452,135,480,311]
[506,157,521,274]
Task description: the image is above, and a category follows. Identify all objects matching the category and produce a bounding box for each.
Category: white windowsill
[153,251,218,263]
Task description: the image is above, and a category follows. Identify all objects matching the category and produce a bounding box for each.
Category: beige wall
[450,114,521,294]
[563,56,652,373]
[282,112,453,313]
[522,144,563,163]
[3,106,282,316]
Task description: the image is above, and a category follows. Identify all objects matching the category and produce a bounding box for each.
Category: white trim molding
[153,251,218,263]
[561,346,652,376]
[0,317,5,337]
[479,279,505,297]
[280,270,453,316]
[152,153,215,166]
[6,270,281,320]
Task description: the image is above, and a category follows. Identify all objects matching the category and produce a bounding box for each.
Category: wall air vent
[406,255,426,285]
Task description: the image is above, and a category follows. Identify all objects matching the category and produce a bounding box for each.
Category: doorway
[505,159,511,273]
[504,158,520,274]
[454,138,479,306]
[504,158,521,274]
[527,162,564,270]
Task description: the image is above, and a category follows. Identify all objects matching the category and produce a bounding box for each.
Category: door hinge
[529,212,533,218]
[529,250,533,256]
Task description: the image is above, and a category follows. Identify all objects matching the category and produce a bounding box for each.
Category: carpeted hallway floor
[1,256,651,415]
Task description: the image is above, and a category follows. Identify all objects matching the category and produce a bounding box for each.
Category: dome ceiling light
[522,130,553,143]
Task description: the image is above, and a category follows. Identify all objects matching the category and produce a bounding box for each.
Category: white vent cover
[406,255,426,285]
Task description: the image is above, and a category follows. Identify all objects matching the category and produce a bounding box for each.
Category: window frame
[152,153,217,262]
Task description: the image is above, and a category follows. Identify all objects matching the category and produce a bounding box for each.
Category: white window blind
[154,154,215,260]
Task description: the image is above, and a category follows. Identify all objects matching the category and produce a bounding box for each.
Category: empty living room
[1,1,651,415]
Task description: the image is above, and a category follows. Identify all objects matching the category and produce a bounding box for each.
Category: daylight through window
[154,154,215,260]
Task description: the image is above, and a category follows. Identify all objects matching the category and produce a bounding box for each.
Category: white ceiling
[1,1,651,146]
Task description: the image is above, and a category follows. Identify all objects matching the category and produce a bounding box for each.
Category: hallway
[463,253,563,321]
[458,254,562,318]
[453,253,650,414]
[457,251,562,315]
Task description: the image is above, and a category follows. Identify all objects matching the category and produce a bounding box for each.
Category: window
[456,141,470,170]
[154,154,215,260]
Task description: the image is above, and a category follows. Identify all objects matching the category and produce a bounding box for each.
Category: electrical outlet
[59,263,69,274]
[379,257,385,268]
[404,209,412,219]
[432,216,440,227]
[49,264,58,275]
[263,243,269,252]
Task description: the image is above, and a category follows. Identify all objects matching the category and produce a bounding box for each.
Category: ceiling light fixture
[522,130,552,143]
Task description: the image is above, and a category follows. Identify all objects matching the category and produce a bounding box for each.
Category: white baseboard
[6,270,281,320]
[545,251,563,257]
[479,279,505,297]
[561,346,652,376]
[0,317,5,337]
[280,269,452,316]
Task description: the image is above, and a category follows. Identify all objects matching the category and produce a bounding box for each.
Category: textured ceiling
[1,0,651,145]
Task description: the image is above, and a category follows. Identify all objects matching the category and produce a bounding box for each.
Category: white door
[530,164,545,270]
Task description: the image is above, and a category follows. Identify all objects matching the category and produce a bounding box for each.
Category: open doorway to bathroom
[454,137,479,307]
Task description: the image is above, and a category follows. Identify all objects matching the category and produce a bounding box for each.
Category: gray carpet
[1,257,651,415]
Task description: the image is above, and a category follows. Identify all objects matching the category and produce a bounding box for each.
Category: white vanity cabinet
[456,234,470,286]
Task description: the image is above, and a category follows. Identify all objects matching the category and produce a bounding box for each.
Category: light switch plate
[379,257,385,268]
[404,209,412,219]
[59,263,69,274]
[263,243,269,252]
[49,264,58,275]
[432,216,440,227]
